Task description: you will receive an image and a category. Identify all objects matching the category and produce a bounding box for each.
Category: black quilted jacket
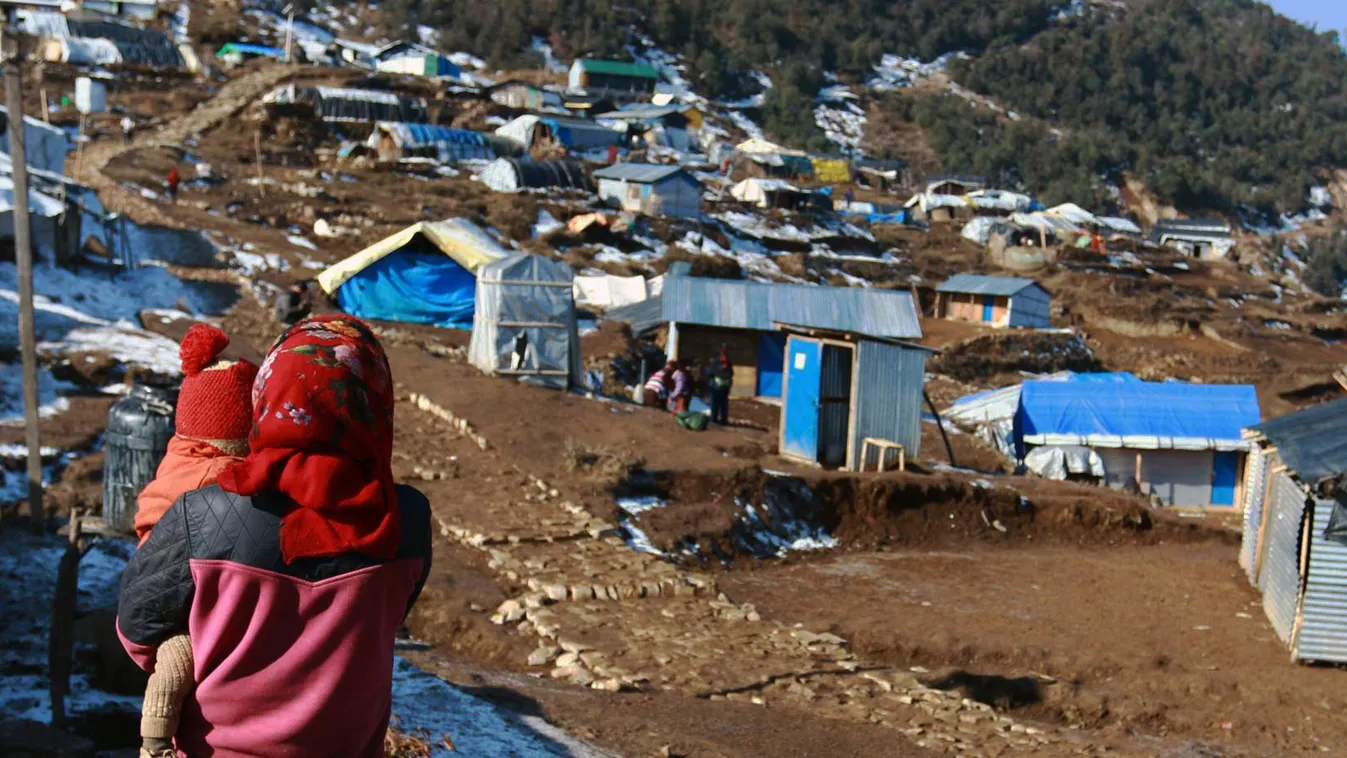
[118,483,432,649]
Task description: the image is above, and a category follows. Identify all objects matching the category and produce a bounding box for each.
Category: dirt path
[70,64,295,228]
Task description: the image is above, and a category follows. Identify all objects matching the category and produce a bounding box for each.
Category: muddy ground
[13,55,1347,758]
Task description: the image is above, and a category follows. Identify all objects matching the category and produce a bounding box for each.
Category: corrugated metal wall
[1258,472,1307,645]
[1294,496,1347,663]
[850,341,926,469]
[1239,447,1269,584]
[1007,287,1052,328]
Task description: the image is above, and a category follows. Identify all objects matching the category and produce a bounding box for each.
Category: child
[132,323,258,758]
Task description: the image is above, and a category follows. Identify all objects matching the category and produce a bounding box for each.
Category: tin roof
[591,163,690,184]
[574,59,659,79]
[1251,397,1347,484]
[936,273,1042,297]
[661,276,922,339]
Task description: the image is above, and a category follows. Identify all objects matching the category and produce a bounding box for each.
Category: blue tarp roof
[217,43,284,58]
[1014,380,1260,454]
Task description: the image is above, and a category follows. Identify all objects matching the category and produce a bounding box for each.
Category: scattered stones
[527,646,559,666]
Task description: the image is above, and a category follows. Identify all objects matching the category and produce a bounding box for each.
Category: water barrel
[101,384,177,535]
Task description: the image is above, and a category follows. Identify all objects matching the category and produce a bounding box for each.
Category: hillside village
[2,1,1347,757]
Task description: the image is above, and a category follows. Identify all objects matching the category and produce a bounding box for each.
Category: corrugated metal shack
[591,163,702,219]
[263,84,428,124]
[934,274,1051,329]
[627,275,922,401]
[777,325,933,471]
[477,158,593,193]
[569,59,659,97]
[1240,398,1347,664]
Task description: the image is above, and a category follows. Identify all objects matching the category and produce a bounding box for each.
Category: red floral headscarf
[218,316,399,562]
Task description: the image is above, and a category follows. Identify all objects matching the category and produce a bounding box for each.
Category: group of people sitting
[640,346,735,425]
[120,317,431,758]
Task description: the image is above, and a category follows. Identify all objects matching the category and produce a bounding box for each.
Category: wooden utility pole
[2,24,43,534]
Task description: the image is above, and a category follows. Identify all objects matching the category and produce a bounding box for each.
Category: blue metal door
[756,332,787,397]
[1211,451,1239,507]
[782,338,821,463]
[982,295,995,322]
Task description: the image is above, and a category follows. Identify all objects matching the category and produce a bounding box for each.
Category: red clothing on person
[134,438,241,546]
[133,324,256,546]
[217,316,399,562]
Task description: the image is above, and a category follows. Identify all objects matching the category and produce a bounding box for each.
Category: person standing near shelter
[121,115,135,145]
[166,166,180,203]
[669,362,692,414]
[708,346,733,425]
[118,316,432,758]
[643,361,673,408]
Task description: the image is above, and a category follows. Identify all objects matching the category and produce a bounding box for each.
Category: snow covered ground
[0,528,607,757]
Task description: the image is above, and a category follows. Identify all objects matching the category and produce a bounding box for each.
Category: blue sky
[1268,0,1346,34]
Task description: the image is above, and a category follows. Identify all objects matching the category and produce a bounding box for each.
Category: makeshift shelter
[494,115,625,154]
[1150,219,1235,258]
[625,275,922,400]
[264,84,428,124]
[368,122,495,163]
[373,42,461,78]
[778,325,933,470]
[477,158,593,193]
[469,253,583,389]
[316,218,507,328]
[569,59,659,96]
[729,178,820,211]
[488,81,563,111]
[596,103,704,153]
[26,13,183,68]
[0,105,71,175]
[1013,381,1261,508]
[934,274,1052,329]
[944,372,1139,461]
[592,163,702,218]
[733,138,813,178]
[216,43,283,64]
[1240,398,1347,663]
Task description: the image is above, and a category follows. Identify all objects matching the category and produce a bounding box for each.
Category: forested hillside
[306,0,1347,217]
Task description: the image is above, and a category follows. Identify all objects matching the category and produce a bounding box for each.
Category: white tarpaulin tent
[469,253,582,389]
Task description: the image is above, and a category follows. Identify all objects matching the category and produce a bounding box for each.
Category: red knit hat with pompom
[176,324,258,455]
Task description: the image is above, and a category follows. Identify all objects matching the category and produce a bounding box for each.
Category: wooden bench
[860,437,905,473]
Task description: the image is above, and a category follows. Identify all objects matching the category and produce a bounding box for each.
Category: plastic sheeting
[0,106,71,176]
[335,248,478,328]
[369,122,495,162]
[265,84,427,123]
[573,274,651,309]
[478,158,592,192]
[1024,445,1105,480]
[1014,380,1260,456]
[469,254,582,389]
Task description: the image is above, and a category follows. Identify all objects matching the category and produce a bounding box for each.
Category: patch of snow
[615,496,666,556]
[0,530,139,722]
[41,325,182,376]
[389,657,599,756]
[0,363,76,425]
[736,496,837,556]
[448,51,487,70]
[287,235,318,251]
[0,262,204,350]
[529,37,566,74]
[531,209,563,240]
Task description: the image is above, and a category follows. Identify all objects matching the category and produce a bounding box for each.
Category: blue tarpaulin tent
[316,219,507,328]
[1014,380,1261,508]
[1014,380,1260,457]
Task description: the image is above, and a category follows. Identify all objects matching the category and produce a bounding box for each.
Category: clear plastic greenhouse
[468,253,583,389]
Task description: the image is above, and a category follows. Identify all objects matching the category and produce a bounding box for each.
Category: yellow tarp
[317,218,509,294]
[811,158,851,183]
